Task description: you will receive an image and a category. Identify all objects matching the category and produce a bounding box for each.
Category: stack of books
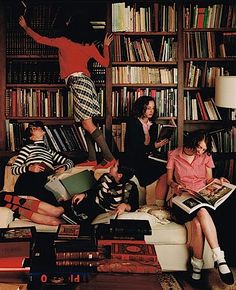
[0,227,35,276]
[94,219,162,273]
[52,224,107,283]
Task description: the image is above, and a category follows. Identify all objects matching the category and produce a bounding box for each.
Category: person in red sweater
[19,15,115,169]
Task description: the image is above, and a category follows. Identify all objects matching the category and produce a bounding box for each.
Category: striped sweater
[95,173,139,212]
[12,140,74,175]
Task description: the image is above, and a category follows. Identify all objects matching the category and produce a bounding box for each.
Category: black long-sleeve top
[124,117,166,186]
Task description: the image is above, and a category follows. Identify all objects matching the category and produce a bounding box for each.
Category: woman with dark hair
[124,95,169,189]
[12,121,74,205]
[166,129,234,285]
[19,15,115,169]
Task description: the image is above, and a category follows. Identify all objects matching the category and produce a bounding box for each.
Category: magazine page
[197,181,236,209]
[172,193,213,214]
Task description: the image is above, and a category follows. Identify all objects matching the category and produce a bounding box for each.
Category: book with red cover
[97,258,161,274]
[0,257,30,272]
[111,242,157,262]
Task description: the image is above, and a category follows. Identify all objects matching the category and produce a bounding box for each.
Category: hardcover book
[157,121,176,141]
[54,236,97,253]
[172,180,236,214]
[0,227,35,258]
[57,224,80,239]
[45,169,96,201]
[95,219,152,240]
[0,256,30,272]
[97,258,161,274]
[111,242,157,262]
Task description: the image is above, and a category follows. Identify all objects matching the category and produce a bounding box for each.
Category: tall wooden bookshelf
[0,0,235,172]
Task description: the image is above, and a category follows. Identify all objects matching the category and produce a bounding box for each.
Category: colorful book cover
[111,242,157,262]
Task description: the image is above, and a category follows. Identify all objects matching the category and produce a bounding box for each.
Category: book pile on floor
[29,224,101,287]
[45,224,108,286]
[0,226,35,283]
[94,219,162,273]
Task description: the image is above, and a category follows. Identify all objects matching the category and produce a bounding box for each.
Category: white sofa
[0,161,214,272]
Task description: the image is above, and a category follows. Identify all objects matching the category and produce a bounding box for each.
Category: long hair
[184,130,212,155]
[132,96,157,122]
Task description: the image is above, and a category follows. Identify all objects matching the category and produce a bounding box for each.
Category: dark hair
[62,15,96,44]
[132,95,157,121]
[184,130,212,155]
[118,165,135,184]
[23,121,45,144]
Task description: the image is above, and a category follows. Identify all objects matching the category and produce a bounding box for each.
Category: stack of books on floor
[94,218,162,273]
[0,226,35,282]
[52,224,108,284]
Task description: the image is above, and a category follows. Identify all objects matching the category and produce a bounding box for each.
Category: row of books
[112,2,176,32]
[111,87,177,118]
[90,62,106,85]
[210,128,236,154]
[184,61,229,88]
[112,35,177,63]
[185,31,227,59]
[7,60,61,84]
[112,66,178,85]
[5,88,73,118]
[5,87,105,119]
[184,91,222,121]
[6,31,57,55]
[184,4,236,29]
[5,121,88,153]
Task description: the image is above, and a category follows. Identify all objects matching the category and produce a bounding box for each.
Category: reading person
[124,95,169,201]
[63,160,139,224]
[12,121,74,205]
[166,130,234,285]
[18,15,115,169]
[0,191,64,226]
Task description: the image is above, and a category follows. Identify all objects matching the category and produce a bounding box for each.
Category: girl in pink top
[19,15,115,169]
[166,130,233,285]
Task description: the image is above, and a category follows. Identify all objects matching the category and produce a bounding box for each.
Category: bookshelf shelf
[112,61,177,65]
[0,0,235,164]
[6,84,65,88]
[112,83,177,87]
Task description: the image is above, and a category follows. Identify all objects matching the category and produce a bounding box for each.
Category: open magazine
[172,180,236,214]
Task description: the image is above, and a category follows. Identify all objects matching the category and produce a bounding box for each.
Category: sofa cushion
[0,207,14,228]
[117,211,187,245]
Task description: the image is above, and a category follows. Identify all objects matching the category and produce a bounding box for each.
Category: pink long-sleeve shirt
[26,28,110,79]
[167,147,215,192]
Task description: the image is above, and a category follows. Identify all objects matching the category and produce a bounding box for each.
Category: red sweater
[26,27,110,79]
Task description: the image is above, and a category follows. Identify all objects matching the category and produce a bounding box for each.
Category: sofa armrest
[0,207,14,228]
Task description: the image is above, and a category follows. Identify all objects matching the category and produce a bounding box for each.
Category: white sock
[212,247,230,274]
[191,256,203,280]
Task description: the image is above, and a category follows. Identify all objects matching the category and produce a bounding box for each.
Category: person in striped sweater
[12,121,74,206]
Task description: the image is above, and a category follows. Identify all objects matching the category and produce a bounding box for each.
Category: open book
[37,162,66,174]
[148,151,167,163]
[157,119,176,141]
[91,212,118,225]
[172,180,236,214]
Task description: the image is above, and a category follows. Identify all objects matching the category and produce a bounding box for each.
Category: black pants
[60,198,105,225]
[14,171,58,206]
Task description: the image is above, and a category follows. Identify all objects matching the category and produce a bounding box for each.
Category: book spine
[56,260,100,267]
[56,251,101,260]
